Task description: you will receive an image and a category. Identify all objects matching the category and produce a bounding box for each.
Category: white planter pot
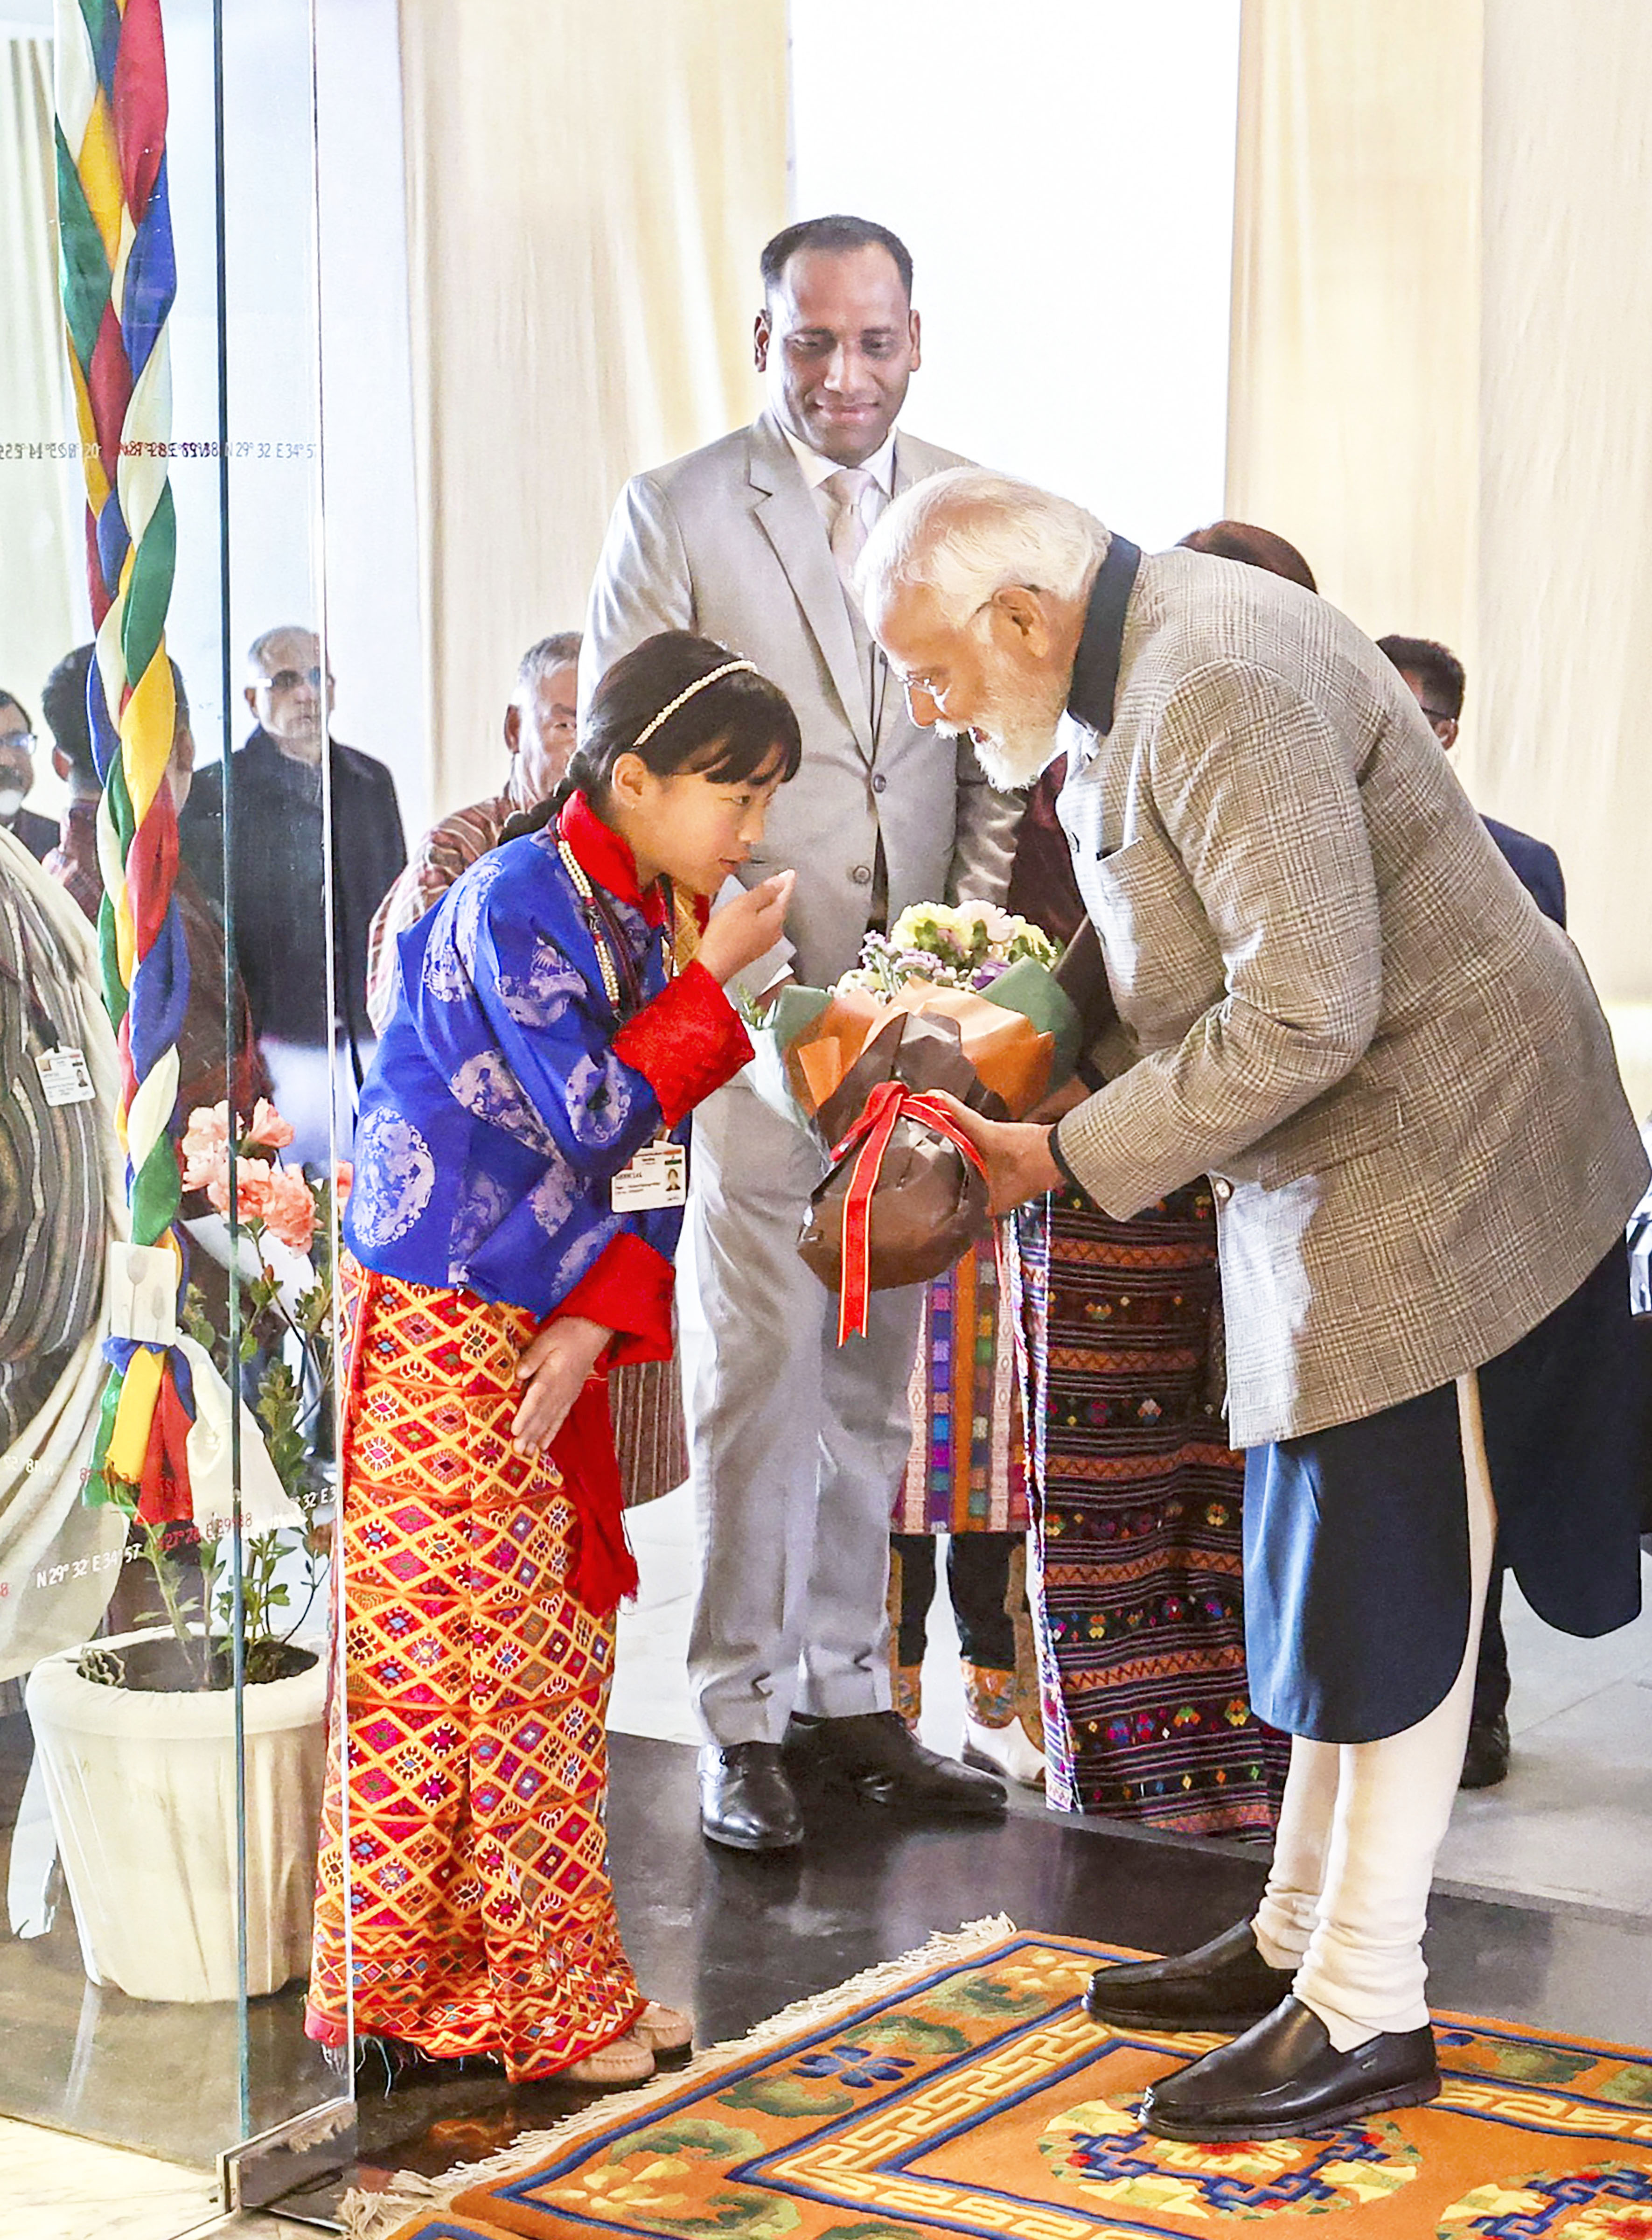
[24,1627,328,2002]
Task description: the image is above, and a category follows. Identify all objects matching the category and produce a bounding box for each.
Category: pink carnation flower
[333,1161,353,1204]
[180,1104,231,1190]
[261,1165,318,1254]
[206,1159,272,1226]
[244,1098,296,1152]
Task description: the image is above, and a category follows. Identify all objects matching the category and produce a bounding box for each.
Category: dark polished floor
[274,1729,1652,2226]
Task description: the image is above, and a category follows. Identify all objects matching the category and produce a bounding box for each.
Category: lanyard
[557,837,672,1022]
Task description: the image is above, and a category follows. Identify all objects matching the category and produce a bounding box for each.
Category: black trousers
[891,1530,1017,1671]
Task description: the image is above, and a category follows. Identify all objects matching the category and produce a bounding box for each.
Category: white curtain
[1476,0,1652,1063]
[1226,0,1483,666]
[0,36,80,765]
[1228,0,1652,1106]
[397,0,788,816]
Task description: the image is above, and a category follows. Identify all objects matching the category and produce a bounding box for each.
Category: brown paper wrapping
[795,1010,1007,1299]
[785,978,1054,1123]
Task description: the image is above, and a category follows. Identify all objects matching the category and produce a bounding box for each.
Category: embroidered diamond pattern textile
[307,1262,643,2079]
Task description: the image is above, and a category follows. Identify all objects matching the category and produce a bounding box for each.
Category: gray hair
[515,632,582,700]
[858,467,1109,625]
[246,623,320,680]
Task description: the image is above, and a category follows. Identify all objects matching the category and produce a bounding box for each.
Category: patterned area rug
[345,1920,1652,2240]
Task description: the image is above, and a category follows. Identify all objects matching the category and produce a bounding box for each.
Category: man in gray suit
[860,469,1647,2139]
[584,217,1018,1850]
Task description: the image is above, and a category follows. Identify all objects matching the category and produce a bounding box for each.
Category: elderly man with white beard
[854,467,1649,2144]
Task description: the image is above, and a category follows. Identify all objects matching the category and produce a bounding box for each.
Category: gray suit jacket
[583,413,1019,985]
[1054,545,1648,1448]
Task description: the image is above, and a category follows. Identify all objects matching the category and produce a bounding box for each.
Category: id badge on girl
[611,1137,688,1211]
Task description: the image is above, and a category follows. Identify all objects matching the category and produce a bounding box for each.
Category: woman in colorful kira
[306,635,799,2086]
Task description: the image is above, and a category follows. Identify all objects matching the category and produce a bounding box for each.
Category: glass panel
[0,0,352,2204]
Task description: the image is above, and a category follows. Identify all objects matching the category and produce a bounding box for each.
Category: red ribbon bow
[828,1081,990,1345]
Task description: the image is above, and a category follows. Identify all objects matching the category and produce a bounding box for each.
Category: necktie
[825,465,875,602]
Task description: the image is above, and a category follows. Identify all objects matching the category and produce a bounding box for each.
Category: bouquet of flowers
[836,902,1059,996]
[750,903,1080,1336]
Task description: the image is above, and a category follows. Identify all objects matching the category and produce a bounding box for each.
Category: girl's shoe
[563,2032,656,2086]
[631,2001,693,2053]
[962,1712,1046,1788]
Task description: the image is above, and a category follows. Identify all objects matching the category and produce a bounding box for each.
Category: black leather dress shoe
[1084,1921,1297,2032]
[698,1742,804,1852]
[1459,1713,1510,1789]
[1142,1996,1440,2142]
[782,1711,1006,1817]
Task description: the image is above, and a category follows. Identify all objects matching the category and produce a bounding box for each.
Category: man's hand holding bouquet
[747,901,1083,1337]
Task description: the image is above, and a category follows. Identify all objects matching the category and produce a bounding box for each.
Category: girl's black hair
[503,632,801,842]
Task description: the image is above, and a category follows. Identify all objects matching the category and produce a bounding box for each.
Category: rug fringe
[338,1913,1018,2240]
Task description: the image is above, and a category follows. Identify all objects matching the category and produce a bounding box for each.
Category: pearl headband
[630,659,759,751]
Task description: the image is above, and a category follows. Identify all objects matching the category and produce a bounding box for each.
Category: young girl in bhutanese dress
[307,634,800,2085]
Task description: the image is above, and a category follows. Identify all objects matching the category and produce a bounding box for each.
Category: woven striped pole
[56,0,195,1520]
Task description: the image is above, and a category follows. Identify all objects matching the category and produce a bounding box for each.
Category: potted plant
[24,1102,346,2002]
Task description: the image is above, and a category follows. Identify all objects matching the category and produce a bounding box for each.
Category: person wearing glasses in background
[364,633,582,1035]
[0,691,59,862]
[1378,635,1566,929]
[181,625,406,1167]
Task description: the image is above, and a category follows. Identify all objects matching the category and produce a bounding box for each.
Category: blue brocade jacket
[343,791,752,1357]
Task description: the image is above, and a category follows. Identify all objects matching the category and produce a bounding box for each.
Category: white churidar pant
[1252,1370,1498,2049]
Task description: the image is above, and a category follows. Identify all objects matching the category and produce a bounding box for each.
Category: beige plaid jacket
[1054,546,1648,1447]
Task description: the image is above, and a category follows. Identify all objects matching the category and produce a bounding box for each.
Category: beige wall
[398,0,788,815]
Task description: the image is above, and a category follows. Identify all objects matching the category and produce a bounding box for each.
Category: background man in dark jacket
[1378,635,1565,924]
[181,626,405,1165]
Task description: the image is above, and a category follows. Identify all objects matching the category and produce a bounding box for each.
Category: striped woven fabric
[895,1236,1030,1535]
[0,856,106,1444]
[610,1355,687,1510]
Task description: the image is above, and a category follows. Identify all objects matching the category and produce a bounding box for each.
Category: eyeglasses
[0,733,36,754]
[263,666,327,693]
[1422,708,1456,728]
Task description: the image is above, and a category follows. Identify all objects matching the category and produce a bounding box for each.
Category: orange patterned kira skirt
[306,1260,645,2079]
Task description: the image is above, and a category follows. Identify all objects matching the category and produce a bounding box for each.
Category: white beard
[935,709,1064,792]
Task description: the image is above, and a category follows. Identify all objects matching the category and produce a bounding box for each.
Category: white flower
[845,899,1056,991]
